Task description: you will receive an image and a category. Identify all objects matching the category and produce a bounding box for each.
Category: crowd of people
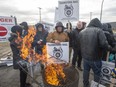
[9,18,116,87]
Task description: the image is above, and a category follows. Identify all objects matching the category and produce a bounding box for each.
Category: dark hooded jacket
[20,22,28,37]
[79,18,110,61]
[102,23,115,47]
[9,25,22,69]
[32,23,48,54]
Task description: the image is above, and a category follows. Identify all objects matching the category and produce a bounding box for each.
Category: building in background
[41,21,54,33]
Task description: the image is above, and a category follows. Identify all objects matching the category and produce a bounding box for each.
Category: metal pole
[90,12,92,21]
[100,0,104,22]
[38,7,41,22]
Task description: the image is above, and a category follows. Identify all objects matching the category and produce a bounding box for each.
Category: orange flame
[15,32,22,48]
[20,26,36,60]
[19,26,66,86]
[35,46,48,63]
[45,64,66,86]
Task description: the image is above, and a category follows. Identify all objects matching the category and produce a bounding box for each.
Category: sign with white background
[58,0,79,21]
[46,42,69,63]
[0,16,15,42]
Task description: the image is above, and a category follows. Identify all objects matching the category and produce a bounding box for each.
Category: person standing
[65,22,73,63]
[47,22,69,43]
[72,21,83,70]
[20,22,29,37]
[102,23,115,61]
[32,23,48,54]
[9,25,31,87]
[79,18,112,87]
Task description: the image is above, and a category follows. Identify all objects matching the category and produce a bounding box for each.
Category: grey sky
[0,0,115,24]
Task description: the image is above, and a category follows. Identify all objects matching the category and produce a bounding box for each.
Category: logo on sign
[64,4,73,17]
[0,26,8,36]
[53,47,63,59]
[101,66,112,80]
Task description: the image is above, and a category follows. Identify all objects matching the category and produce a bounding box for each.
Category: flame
[45,64,66,86]
[20,26,36,60]
[34,46,48,63]
[19,26,66,86]
[15,32,22,48]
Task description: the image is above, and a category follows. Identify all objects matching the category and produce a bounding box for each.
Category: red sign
[0,26,8,36]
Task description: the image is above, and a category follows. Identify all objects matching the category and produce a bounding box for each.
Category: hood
[87,18,103,29]
[106,23,113,34]
[102,23,108,31]
[11,25,22,36]
[20,22,28,30]
[35,23,44,30]
[55,22,64,29]
[55,22,64,33]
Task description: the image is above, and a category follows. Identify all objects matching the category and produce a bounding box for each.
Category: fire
[20,26,36,60]
[19,26,66,86]
[15,32,22,48]
[35,46,48,63]
[45,64,66,86]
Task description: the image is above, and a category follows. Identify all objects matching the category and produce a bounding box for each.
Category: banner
[0,16,15,42]
[58,0,79,21]
[46,42,69,63]
[101,61,115,83]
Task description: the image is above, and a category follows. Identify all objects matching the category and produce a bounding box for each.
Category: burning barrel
[42,64,79,87]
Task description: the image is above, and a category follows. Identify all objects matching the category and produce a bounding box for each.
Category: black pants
[72,48,82,67]
[20,68,27,87]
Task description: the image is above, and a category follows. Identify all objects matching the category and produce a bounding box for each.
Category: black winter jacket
[9,39,21,69]
[72,28,82,50]
[79,18,110,61]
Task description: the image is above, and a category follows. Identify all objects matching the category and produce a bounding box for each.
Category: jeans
[83,59,102,87]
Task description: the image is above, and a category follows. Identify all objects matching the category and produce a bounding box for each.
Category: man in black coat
[79,18,112,87]
[71,21,83,71]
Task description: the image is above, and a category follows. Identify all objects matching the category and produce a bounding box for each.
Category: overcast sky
[0,0,116,24]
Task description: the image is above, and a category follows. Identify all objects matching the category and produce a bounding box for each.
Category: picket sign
[106,52,115,87]
[91,51,116,87]
[90,80,106,87]
[103,51,116,87]
[46,42,69,63]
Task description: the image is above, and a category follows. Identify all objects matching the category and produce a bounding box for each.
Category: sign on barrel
[46,42,69,63]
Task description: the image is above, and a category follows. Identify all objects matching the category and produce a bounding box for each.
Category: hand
[37,40,42,44]
[54,40,60,44]
[67,29,71,33]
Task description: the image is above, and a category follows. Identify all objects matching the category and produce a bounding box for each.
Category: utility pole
[100,0,104,22]
[38,7,41,22]
[90,12,92,21]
